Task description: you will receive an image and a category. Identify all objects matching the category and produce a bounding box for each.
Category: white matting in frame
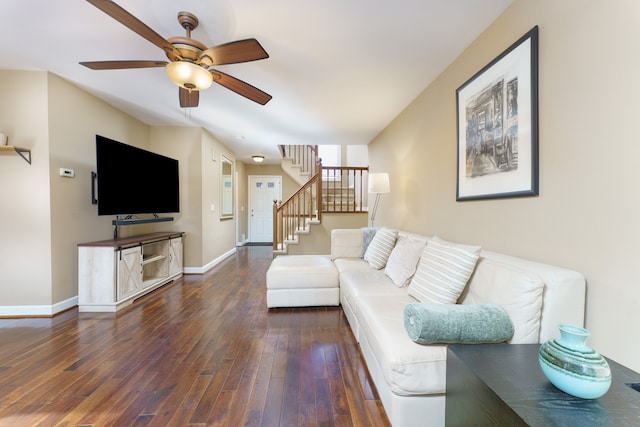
[456,26,539,201]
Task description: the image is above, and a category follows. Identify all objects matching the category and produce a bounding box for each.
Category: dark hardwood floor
[0,246,390,427]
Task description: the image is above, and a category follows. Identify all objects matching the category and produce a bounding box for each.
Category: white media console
[78,232,184,312]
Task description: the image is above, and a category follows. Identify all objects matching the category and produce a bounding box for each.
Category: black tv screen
[96,135,179,216]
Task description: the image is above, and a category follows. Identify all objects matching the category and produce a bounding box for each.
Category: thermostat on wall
[59,168,75,178]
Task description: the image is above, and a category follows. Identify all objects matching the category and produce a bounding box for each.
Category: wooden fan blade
[86,0,179,56]
[200,39,269,66]
[80,60,168,70]
[179,87,199,108]
[210,70,272,105]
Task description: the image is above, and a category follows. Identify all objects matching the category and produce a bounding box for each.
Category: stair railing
[273,158,323,251]
[273,156,369,252]
[321,166,369,212]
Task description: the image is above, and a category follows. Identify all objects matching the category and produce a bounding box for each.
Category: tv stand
[78,232,183,312]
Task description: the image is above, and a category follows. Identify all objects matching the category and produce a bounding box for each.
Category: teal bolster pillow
[403,303,514,344]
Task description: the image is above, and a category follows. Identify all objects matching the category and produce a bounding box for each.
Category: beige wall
[0,72,151,310]
[149,127,203,266]
[286,213,368,255]
[48,73,152,304]
[1,72,238,313]
[0,71,52,306]
[235,160,248,244]
[148,127,238,270]
[200,131,237,265]
[368,0,640,371]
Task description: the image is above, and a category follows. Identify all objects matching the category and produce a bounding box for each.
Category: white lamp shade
[368,172,390,194]
[166,61,213,91]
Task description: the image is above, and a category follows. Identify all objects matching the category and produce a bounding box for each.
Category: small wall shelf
[0,146,31,164]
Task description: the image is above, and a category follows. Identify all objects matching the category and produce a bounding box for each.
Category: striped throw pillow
[408,237,481,304]
[363,227,398,269]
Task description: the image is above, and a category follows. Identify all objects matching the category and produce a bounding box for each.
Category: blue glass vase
[538,324,612,399]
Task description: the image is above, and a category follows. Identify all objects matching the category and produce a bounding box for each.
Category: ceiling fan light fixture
[252,155,265,163]
[166,61,212,91]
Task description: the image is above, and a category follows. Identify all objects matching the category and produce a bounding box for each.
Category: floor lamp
[368,172,390,227]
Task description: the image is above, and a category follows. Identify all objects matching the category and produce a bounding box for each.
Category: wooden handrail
[279,170,322,211]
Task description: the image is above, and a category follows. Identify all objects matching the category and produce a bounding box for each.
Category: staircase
[279,145,318,186]
[274,145,368,255]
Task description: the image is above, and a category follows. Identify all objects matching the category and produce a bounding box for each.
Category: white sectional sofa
[329,228,586,427]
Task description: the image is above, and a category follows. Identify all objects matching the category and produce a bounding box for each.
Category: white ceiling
[0,0,513,164]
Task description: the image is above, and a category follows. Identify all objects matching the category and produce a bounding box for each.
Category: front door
[249,175,282,243]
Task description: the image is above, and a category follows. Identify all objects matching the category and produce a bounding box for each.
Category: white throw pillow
[408,236,481,304]
[459,258,544,344]
[384,235,427,287]
[363,227,398,269]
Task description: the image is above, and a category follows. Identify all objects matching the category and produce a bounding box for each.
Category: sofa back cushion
[361,226,380,256]
[330,229,364,259]
[408,236,481,304]
[364,227,398,269]
[458,257,544,343]
[384,234,427,287]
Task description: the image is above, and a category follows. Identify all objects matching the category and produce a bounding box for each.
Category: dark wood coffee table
[446,343,640,426]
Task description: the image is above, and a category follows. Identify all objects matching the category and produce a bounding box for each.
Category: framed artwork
[456,26,539,201]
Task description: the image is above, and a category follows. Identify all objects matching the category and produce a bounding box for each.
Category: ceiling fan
[80,0,272,108]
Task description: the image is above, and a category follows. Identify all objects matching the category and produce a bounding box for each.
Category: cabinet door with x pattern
[117,246,143,300]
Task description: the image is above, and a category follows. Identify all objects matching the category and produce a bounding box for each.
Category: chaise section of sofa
[329,228,586,427]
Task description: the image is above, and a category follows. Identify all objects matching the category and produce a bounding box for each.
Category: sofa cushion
[403,303,514,344]
[361,226,380,256]
[340,269,408,315]
[458,257,544,343]
[408,236,481,304]
[384,234,428,287]
[331,229,364,259]
[356,295,448,395]
[266,255,339,289]
[333,257,376,275]
[363,227,398,269]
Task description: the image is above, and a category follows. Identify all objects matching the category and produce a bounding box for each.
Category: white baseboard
[1,248,239,316]
[183,247,237,274]
[0,295,78,317]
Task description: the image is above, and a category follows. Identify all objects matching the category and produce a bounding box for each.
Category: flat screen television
[95,135,179,216]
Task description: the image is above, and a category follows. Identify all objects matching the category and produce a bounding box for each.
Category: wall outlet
[59,168,75,178]
[210,204,215,212]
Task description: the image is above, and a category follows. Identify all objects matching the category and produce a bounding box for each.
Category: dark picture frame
[456,26,539,201]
